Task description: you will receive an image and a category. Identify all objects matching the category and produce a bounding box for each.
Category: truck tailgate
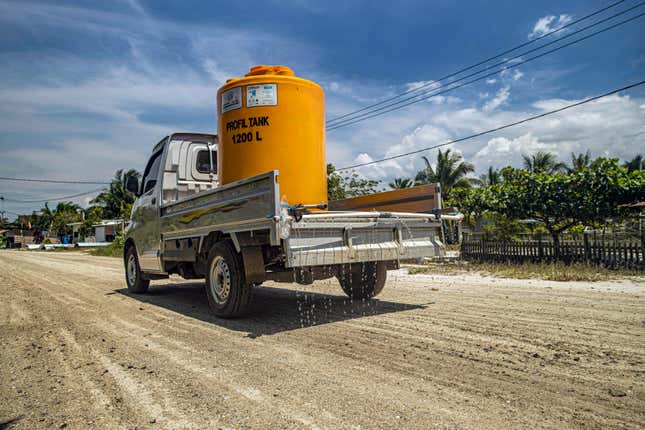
[284,212,444,267]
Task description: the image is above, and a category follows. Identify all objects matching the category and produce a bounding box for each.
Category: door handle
[151,197,156,205]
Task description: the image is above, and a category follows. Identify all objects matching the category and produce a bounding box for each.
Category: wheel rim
[209,256,231,305]
[127,254,137,286]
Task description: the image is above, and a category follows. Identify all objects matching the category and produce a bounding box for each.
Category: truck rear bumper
[283,212,445,268]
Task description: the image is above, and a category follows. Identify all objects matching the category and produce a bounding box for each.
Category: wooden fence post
[584,233,590,263]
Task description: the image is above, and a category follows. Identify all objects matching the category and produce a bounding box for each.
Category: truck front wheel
[205,240,253,318]
[125,246,150,294]
[336,262,387,300]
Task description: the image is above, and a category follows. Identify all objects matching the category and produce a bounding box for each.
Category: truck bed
[159,171,445,267]
[160,170,281,244]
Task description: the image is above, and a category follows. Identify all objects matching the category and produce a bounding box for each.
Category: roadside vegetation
[2,169,140,245]
[329,151,643,246]
[89,234,124,258]
[328,150,643,271]
[409,261,644,282]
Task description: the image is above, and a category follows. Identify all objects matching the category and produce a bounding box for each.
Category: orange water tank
[217,65,326,207]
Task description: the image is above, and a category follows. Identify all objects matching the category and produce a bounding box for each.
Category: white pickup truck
[123,132,446,317]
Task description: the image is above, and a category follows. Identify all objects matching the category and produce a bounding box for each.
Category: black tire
[336,262,387,300]
[124,245,149,294]
[205,240,253,318]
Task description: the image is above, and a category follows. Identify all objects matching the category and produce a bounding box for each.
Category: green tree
[484,159,644,253]
[388,178,414,189]
[36,204,54,231]
[622,154,643,172]
[414,149,477,199]
[447,186,487,227]
[327,164,381,200]
[568,150,591,172]
[92,169,140,219]
[37,201,82,239]
[522,151,566,174]
[481,212,527,242]
[479,166,501,186]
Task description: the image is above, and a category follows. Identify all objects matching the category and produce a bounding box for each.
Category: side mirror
[125,176,140,196]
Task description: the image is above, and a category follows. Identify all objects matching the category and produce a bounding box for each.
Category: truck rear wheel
[125,246,150,294]
[205,240,253,318]
[336,262,387,300]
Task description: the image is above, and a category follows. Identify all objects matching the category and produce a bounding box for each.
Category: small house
[93,220,123,243]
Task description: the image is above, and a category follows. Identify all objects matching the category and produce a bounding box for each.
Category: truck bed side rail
[160,171,281,243]
[284,212,445,267]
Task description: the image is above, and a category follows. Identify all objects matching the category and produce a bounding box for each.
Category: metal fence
[461,234,644,269]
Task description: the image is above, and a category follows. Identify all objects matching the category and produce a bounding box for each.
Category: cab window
[142,150,162,194]
[196,149,216,174]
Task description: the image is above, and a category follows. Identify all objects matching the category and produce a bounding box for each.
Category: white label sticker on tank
[246,84,277,107]
[221,87,242,113]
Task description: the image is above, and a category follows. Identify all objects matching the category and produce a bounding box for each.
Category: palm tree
[522,151,566,174]
[92,169,140,219]
[388,178,414,189]
[622,154,643,172]
[568,150,591,172]
[36,202,82,239]
[415,149,476,198]
[52,202,81,238]
[480,166,501,186]
[37,203,55,230]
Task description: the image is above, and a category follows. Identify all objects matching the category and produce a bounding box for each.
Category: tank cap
[245,65,295,77]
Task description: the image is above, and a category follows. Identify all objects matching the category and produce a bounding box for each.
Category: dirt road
[0,250,643,429]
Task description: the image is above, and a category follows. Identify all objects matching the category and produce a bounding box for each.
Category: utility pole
[0,196,5,226]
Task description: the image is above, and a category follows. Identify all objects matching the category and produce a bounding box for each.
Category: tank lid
[245,65,295,77]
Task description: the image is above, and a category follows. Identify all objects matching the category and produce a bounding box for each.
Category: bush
[89,233,124,258]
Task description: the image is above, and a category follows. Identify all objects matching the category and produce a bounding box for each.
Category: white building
[92,220,124,243]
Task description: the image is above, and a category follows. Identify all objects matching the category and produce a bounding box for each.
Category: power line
[1,187,106,203]
[0,176,110,185]
[328,11,645,131]
[329,4,644,129]
[335,79,645,172]
[327,0,631,125]
[328,8,645,131]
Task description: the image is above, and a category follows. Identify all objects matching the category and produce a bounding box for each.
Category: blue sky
[0,0,644,216]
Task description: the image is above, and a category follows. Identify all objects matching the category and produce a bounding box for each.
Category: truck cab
[127,133,218,274]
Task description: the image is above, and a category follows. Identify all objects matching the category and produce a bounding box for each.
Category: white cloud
[473,133,557,169]
[405,80,440,92]
[529,14,573,39]
[327,85,644,188]
[486,78,497,85]
[483,86,510,112]
[512,70,524,81]
[346,124,453,180]
[0,1,313,214]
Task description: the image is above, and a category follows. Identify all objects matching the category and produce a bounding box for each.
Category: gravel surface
[1,250,643,429]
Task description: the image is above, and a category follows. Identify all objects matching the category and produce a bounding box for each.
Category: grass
[89,243,123,258]
[52,247,81,253]
[444,243,461,252]
[408,261,644,282]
